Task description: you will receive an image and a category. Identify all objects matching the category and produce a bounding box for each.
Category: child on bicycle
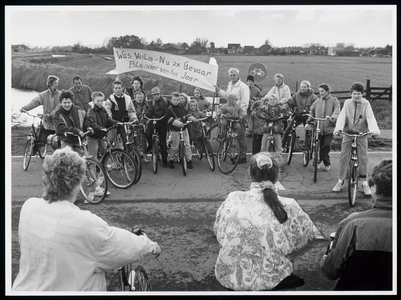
[248,100,264,154]
[188,99,208,146]
[87,91,120,160]
[332,82,380,195]
[105,80,138,149]
[306,83,341,172]
[193,88,211,111]
[282,80,318,150]
[257,94,288,160]
[133,91,150,162]
[165,92,197,169]
[53,90,93,156]
[216,94,245,139]
[145,87,169,167]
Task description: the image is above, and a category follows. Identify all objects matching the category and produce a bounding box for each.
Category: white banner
[113,48,218,92]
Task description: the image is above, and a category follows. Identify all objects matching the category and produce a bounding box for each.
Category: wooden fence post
[389,85,392,101]
[295,81,298,93]
[365,79,371,101]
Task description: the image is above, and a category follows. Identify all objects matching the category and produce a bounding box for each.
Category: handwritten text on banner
[113,48,218,92]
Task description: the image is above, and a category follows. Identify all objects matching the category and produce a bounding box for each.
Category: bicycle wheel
[180,140,187,176]
[207,124,219,154]
[302,149,310,167]
[217,137,240,174]
[103,149,136,188]
[313,142,320,183]
[23,138,33,171]
[133,266,153,291]
[195,141,203,160]
[203,138,215,171]
[127,144,142,184]
[120,263,133,291]
[79,158,108,204]
[152,137,159,174]
[37,140,48,158]
[286,131,296,165]
[348,161,358,207]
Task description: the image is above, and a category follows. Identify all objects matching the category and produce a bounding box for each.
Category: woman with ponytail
[214,152,321,291]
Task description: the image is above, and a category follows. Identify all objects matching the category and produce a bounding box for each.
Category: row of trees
[52,35,390,57]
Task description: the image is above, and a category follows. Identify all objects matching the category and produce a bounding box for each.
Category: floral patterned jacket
[256,103,288,134]
[214,183,322,291]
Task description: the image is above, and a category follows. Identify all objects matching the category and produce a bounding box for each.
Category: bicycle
[175,120,195,176]
[341,131,373,207]
[143,116,165,174]
[21,111,50,170]
[193,114,215,171]
[262,114,286,156]
[119,121,143,184]
[216,114,241,174]
[116,227,158,291]
[282,110,308,165]
[63,131,109,204]
[302,114,330,183]
[99,126,138,189]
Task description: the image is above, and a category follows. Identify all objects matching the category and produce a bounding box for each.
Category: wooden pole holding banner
[209,56,219,119]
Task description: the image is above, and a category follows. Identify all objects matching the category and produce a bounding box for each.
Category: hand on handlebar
[148,243,161,258]
[87,127,94,134]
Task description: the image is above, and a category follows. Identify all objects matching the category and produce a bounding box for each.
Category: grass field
[11,52,393,129]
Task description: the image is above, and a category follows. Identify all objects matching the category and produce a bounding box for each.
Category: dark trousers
[146,122,168,164]
[252,134,263,155]
[281,115,310,148]
[319,134,333,166]
[238,119,247,160]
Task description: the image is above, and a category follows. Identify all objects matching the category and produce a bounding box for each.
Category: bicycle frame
[341,131,372,206]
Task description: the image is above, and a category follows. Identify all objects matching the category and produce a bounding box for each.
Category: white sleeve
[96,223,158,271]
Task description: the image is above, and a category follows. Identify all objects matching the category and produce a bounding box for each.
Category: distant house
[318,46,327,55]
[309,45,318,55]
[227,43,241,54]
[163,44,187,55]
[12,44,30,52]
[258,44,272,55]
[243,46,255,55]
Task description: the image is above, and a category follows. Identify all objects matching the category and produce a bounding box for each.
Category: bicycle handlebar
[304,114,330,121]
[341,131,372,137]
[22,111,43,118]
[219,114,242,123]
[143,116,165,122]
[64,130,92,137]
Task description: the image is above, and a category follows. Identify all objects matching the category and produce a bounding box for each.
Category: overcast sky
[6,5,395,49]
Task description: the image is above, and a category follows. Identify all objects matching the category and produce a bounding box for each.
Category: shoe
[187,160,193,169]
[317,161,324,170]
[145,147,152,154]
[163,162,169,168]
[324,165,331,172]
[168,160,175,169]
[107,163,117,171]
[237,158,247,164]
[362,181,372,196]
[332,180,344,192]
[143,157,150,163]
[95,187,109,197]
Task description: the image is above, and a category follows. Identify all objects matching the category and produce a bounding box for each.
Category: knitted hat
[151,87,161,94]
[246,75,255,82]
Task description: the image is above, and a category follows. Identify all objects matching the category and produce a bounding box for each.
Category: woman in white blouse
[12,147,161,291]
[214,152,321,291]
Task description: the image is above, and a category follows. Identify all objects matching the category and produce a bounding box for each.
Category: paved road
[8,151,393,292]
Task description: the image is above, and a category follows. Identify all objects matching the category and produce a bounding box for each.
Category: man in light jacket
[214,68,250,163]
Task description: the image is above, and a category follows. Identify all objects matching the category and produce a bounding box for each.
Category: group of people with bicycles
[14,69,390,292]
[240,71,380,197]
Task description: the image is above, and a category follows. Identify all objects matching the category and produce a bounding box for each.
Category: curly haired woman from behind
[214,152,321,291]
